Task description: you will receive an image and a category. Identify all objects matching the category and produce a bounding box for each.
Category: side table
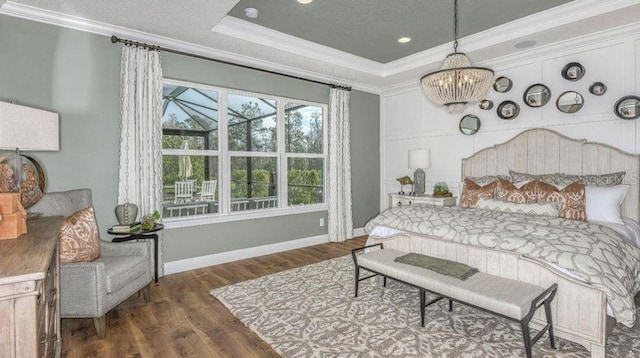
[388,193,457,209]
[108,223,164,283]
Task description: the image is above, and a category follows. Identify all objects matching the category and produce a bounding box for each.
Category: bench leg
[448,299,453,312]
[420,289,426,327]
[544,300,556,349]
[383,276,387,287]
[521,320,533,358]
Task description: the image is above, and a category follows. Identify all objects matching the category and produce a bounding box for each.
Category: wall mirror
[459,114,481,135]
[497,101,519,120]
[561,62,585,81]
[479,99,493,110]
[614,96,640,120]
[589,82,607,96]
[556,91,584,113]
[523,84,551,107]
[493,77,513,93]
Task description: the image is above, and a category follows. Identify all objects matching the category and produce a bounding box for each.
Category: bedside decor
[396,176,413,195]
[408,149,431,196]
[614,96,640,120]
[433,182,452,197]
[115,202,138,225]
[561,62,585,81]
[419,0,494,113]
[557,91,584,113]
[0,192,26,239]
[0,101,59,209]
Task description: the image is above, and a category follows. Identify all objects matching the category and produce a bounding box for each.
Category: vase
[115,203,138,225]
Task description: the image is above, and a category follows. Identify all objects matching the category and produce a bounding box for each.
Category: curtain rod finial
[111,35,119,44]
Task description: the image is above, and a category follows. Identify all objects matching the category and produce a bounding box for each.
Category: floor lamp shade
[408,149,431,195]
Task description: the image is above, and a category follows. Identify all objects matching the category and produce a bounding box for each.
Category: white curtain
[117,46,164,273]
[327,87,353,242]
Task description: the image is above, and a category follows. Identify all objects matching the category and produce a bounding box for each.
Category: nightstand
[388,193,457,208]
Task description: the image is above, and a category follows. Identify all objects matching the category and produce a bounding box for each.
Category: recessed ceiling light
[514,40,537,49]
[245,7,259,19]
[397,37,412,44]
[297,0,313,4]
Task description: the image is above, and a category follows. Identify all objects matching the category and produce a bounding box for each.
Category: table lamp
[408,149,431,196]
[0,101,59,199]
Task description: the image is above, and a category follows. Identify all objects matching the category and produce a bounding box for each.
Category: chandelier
[420,0,494,113]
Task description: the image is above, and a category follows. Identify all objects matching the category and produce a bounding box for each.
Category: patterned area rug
[210,256,640,357]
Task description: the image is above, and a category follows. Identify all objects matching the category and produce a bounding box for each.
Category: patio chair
[200,179,217,201]
[174,180,194,203]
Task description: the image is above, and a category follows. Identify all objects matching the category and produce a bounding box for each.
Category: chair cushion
[59,207,101,263]
[96,254,148,294]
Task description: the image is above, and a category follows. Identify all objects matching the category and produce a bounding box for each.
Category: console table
[0,216,63,358]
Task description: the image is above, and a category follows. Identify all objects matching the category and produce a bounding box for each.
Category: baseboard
[164,227,366,275]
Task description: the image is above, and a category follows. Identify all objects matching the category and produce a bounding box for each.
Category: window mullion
[277,99,286,208]
[219,89,229,215]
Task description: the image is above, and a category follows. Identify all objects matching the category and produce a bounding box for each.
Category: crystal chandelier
[420,0,494,113]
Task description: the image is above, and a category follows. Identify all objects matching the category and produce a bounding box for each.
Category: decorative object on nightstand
[408,149,431,195]
[388,193,457,208]
[433,182,453,198]
[396,176,413,195]
[0,101,59,210]
[0,192,27,239]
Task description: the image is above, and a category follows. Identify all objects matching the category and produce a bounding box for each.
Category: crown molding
[0,1,384,94]
[212,16,385,75]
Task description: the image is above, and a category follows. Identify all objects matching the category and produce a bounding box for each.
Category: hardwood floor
[61,236,368,358]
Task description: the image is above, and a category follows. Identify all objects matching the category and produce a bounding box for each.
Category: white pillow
[585,185,629,225]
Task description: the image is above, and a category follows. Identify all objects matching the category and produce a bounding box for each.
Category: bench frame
[352,244,558,358]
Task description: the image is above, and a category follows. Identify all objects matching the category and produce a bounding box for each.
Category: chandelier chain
[453,0,459,53]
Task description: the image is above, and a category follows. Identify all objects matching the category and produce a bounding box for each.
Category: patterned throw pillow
[59,207,101,263]
[475,197,561,217]
[520,180,586,221]
[509,170,580,188]
[464,175,511,185]
[460,179,497,208]
[579,172,626,186]
[494,178,527,203]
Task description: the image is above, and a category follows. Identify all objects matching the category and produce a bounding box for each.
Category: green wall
[0,15,380,263]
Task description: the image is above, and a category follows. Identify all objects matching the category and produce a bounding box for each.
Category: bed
[366,128,640,358]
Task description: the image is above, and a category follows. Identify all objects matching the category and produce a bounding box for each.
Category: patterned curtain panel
[328,88,353,242]
[117,46,164,273]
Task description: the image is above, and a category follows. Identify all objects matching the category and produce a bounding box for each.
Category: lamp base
[413,169,426,195]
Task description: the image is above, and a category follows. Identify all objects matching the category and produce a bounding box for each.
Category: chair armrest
[100,240,151,257]
[59,261,107,317]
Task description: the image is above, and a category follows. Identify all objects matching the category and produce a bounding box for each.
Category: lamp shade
[408,149,431,169]
[0,101,59,151]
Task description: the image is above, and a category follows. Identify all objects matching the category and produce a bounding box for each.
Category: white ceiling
[2,0,640,92]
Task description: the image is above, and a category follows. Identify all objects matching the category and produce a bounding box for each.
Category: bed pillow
[464,175,511,185]
[459,179,497,208]
[521,179,587,221]
[494,178,527,203]
[509,170,580,188]
[475,197,561,217]
[59,206,101,263]
[585,185,629,225]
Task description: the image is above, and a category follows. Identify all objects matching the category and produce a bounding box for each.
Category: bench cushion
[358,248,544,320]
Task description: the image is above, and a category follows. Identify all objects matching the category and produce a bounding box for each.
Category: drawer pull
[408,200,412,205]
[397,201,402,206]
[50,333,57,341]
[48,299,55,308]
[40,334,47,344]
[50,288,57,295]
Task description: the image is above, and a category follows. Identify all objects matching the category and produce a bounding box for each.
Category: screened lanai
[161,83,325,218]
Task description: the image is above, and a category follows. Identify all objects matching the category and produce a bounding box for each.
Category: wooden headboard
[462,128,640,222]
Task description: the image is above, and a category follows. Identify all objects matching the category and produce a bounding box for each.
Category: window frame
[162,79,329,228]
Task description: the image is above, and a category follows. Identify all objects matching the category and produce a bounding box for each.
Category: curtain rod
[110,35,352,91]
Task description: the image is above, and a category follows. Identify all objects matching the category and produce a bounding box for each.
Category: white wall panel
[383,89,424,138]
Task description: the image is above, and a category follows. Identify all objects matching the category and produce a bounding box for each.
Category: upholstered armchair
[30,189,153,338]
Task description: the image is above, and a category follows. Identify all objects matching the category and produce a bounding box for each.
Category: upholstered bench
[352,244,557,358]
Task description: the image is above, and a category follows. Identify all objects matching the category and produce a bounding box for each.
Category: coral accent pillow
[460,179,497,208]
[59,207,101,263]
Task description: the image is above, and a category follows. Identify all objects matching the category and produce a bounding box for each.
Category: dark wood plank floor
[61,236,368,358]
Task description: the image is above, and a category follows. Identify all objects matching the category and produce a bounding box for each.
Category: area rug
[210,256,640,357]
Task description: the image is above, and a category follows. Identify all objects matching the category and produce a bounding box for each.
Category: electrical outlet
[319,218,325,227]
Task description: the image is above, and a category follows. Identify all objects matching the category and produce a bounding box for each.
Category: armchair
[30,189,153,338]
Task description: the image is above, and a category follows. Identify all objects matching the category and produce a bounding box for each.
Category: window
[161,79,327,222]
